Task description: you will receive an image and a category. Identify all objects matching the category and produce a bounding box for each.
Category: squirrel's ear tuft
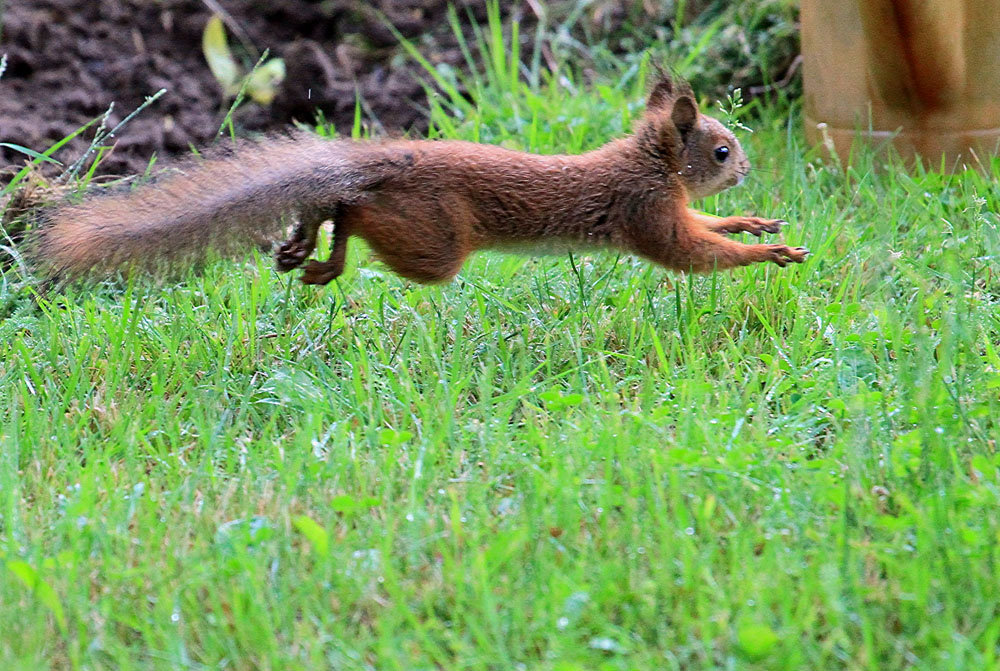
[645,69,695,114]
[670,95,699,140]
[646,75,675,112]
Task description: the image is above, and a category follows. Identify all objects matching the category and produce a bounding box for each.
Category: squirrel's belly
[488,235,612,257]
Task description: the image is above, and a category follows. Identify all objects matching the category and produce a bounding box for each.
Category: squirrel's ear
[671,95,698,140]
[646,76,675,112]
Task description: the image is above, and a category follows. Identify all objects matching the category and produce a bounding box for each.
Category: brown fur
[29,74,807,286]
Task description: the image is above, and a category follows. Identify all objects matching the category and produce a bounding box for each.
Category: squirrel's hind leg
[300,220,350,285]
[274,205,338,273]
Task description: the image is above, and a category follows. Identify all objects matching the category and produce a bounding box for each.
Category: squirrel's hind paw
[274,240,312,272]
[299,260,343,285]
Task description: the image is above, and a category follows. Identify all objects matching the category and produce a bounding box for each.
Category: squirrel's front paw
[299,260,342,286]
[720,217,786,237]
[274,240,311,272]
[763,244,809,267]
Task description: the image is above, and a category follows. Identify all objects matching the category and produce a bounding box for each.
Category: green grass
[3,53,1000,671]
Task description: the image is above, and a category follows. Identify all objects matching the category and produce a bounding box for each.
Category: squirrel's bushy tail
[29,133,387,280]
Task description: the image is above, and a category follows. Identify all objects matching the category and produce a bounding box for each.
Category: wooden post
[802,0,1000,170]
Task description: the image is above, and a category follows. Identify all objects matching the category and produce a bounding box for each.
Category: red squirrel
[30,74,807,286]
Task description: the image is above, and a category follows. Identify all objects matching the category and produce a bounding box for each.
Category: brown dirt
[0,0,501,177]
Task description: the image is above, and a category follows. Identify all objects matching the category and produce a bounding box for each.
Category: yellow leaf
[202,15,240,95]
[247,58,286,105]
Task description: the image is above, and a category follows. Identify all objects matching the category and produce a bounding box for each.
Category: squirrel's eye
[714,146,730,162]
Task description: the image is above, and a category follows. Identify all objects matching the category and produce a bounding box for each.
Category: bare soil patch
[1,0,496,176]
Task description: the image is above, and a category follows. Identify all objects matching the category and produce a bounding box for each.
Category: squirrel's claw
[756,219,785,235]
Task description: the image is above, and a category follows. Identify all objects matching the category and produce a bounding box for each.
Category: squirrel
[29,74,807,287]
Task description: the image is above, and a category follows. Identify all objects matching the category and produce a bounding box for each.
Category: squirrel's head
[637,74,750,201]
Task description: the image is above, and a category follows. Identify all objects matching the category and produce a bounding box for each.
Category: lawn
[2,54,1000,670]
